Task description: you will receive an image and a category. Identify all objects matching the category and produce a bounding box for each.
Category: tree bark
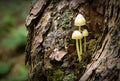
[25,0,120,81]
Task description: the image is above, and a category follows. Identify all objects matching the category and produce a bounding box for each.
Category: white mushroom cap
[74,14,86,26]
[82,29,89,36]
[72,30,83,39]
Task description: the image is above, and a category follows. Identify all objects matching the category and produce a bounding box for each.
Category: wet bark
[25,0,120,81]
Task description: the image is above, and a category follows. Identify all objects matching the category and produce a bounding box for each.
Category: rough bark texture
[79,0,120,81]
[25,0,120,81]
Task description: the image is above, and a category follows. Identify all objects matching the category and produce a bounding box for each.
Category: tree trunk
[25,0,120,81]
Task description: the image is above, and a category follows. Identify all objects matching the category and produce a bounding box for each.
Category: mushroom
[82,29,89,53]
[74,14,86,56]
[74,14,86,31]
[72,30,83,62]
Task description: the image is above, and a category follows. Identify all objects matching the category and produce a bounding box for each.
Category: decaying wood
[79,0,120,81]
[25,0,120,81]
[79,26,120,81]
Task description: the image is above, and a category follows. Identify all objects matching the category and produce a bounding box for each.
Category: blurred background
[0,0,31,81]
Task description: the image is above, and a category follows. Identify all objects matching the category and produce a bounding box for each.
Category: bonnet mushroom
[82,29,89,53]
[74,14,86,31]
[72,30,83,61]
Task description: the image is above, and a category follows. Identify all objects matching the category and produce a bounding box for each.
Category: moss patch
[59,10,73,30]
[47,69,64,81]
[63,73,77,81]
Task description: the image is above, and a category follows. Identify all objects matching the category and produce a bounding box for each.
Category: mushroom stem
[80,39,82,56]
[79,26,82,58]
[76,39,81,62]
[84,36,86,53]
[79,26,81,32]
[82,29,88,53]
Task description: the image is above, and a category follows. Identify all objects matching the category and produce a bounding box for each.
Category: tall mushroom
[82,29,89,53]
[72,30,83,62]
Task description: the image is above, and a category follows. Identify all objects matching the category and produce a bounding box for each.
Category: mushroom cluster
[72,14,89,62]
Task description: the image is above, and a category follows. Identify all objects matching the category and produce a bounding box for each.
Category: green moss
[87,39,96,53]
[87,33,102,55]
[61,61,69,68]
[63,73,77,81]
[59,10,73,30]
[47,69,64,81]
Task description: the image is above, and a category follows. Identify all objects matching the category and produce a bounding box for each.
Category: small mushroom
[72,30,83,62]
[82,29,89,53]
[72,30,83,39]
[74,14,86,31]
